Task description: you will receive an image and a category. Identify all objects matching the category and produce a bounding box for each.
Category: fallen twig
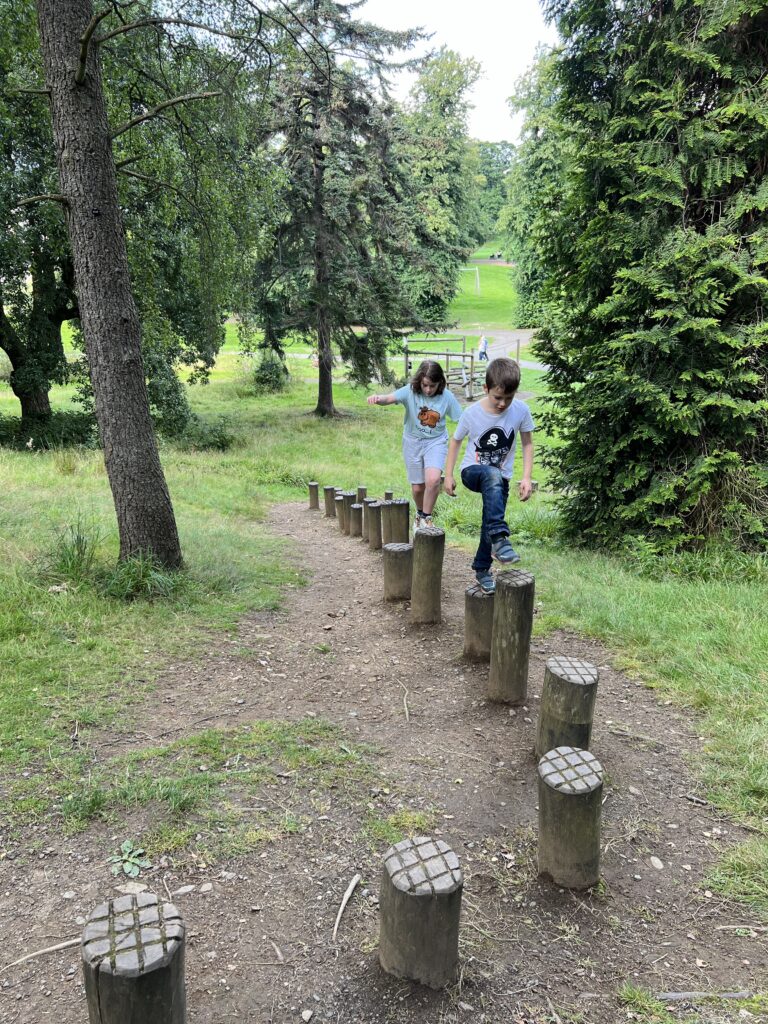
[332,873,361,941]
[399,682,410,723]
[715,924,767,933]
[658,990,751,1002]
[1,937,80,973]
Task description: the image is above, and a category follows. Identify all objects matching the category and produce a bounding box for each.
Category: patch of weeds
[173,414,240,452]
[249,456,315,489]
[101,554,187,601]
[314,642,331,654]
[617,984,678,1023]
[45,513,101,585]
[61,785,109,831]
[362,808,436,847]
[107,838,152,877]
[707,838,768,916]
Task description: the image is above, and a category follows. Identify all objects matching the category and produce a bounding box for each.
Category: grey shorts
[402,433,449,485]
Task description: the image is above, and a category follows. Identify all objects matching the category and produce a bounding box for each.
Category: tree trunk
[311,90,336,417]
[35,0,182,567]
[0,288,54,425]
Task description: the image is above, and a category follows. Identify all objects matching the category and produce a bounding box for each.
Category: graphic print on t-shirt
[475,426,514,467]
[418,406,441,429]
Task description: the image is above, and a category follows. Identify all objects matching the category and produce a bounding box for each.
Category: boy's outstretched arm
[518,431,534,501]
[443,437,462,496]
[367,392,396,405]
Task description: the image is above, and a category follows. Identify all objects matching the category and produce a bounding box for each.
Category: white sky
[360,0,559,143]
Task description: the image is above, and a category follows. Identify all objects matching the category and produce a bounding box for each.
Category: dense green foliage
[502,0,768,551]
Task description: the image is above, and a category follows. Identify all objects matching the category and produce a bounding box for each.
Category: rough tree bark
[35,0,182,567]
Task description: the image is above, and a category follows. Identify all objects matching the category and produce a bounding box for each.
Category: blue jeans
[461,464,510,572]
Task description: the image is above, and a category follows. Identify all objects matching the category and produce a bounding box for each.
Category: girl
[367,360,462,530]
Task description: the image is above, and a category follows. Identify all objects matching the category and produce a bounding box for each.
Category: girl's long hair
[411,359,447,395]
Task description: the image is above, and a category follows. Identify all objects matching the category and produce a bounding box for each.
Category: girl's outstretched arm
[367,393,397,405]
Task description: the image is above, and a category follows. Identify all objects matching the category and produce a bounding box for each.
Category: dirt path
[1,502,764,1023]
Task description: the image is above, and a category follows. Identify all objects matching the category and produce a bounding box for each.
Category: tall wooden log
[308,481,319,510]
[384,489,394,501]
[323,485,337,517]
[341,491,356,535]
[380,500,394,546]
[368,502,383,551]
[488,569,535,704]
[335,495,346,531]
[538,746,603,889]
[535,657,600,758]
[389,499,410,543]
[82,893,185,1024]
[349,503,363,537]
[410,526,445,624]
[356,485,367,503]
[463,584,494,662]
[382,542,413,600]
[362,497,376,542]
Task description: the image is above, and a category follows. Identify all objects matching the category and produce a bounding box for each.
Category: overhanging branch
[110,91,222,139]
[97,17,252,45]
[76,7,114,85]
[14,194,69,209]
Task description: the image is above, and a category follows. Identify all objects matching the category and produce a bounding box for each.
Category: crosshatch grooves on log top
[81,893,184,976]
[546,656,599,687]
[538,746,603,794]
[383,836,463,895]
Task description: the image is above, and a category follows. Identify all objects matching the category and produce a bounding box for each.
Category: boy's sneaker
[475,569,495,594]
[491,535,521,564]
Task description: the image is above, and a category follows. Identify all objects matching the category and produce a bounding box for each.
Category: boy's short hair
[486,357,520,394]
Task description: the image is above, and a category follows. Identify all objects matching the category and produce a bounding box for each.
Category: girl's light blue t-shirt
[394,385,463,439]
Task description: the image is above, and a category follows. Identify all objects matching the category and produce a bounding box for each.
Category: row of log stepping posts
[311,481,606,987]
[66,501,606,1024]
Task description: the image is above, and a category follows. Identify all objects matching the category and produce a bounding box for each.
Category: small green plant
[47,514,101,584]
[108,839,152,877]
[247,350,290,395]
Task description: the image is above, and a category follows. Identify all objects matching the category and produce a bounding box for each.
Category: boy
[444,358,534,594]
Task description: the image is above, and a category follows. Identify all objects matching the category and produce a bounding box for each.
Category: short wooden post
[368,502,383,551]
[379,836,463,989]
[384,489,394,501]
[380,501,394,546]
[463,584,494,661]
[82,893,185,1024]
[323,485,337,517]
[356,485,367,503]
[308,481,319,510]
[335,495,346,531]
[342,491,356,535]
[410,526,445,624]
[349,503,363,537]
[382,542,413,600]
[538,747,603,889]
[488,569,535,704]
[535,657,600,759]
[390,499,410,543]
[362,497,376,542]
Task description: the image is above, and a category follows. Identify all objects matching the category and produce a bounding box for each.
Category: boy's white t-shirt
[454,398,535,480]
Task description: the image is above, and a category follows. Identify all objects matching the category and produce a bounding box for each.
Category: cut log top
[81,894,184,978]
[538,746,603,795]
[383,542,411,554]
[546,656,599,686]
[496,568,535,589]
[383,836,462,896]
[414,525,445,539]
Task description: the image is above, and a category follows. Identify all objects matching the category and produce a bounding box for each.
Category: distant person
[443,358,534,594]
[478,334,489,361]
[367,360,462,532]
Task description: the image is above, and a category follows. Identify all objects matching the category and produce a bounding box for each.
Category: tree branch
[14,194,69,209]
[76,7,114,85]
[110,91,222,139]
[96,17,252,45]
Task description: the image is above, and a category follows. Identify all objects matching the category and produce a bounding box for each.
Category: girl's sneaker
[413,514,424,533]
[475,569,495,594]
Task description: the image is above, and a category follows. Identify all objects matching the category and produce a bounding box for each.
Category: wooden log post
[384,489,394,501]
[380,500,394,546]
[379,836,463,989]
[488,569,535,704]
[368,502,383,551]
[342,491,356,535]
[410,526,445,624]
[463,584,494,662]
[382,542,413,600]
[349,503,363,537]
[535,657,600,759]
[390,499,411,543]
[82,893,185,1024]
[362,497,376,542]
[323,485,337,517]
[356,485,367,503]
[537,746,603,889]
[335,495,346,532]
[308,481,319,510]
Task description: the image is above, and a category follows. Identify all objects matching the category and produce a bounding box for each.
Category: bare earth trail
[0,502,765,1024]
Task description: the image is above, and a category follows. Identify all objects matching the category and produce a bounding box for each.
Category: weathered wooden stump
[379,836,463,989]
[82,893,185,1024]
[488,569,535,704]
[389,499,410,543]
[538,746,603,889]
[383,542,413,600]
[335,495,346,531]
[362,497,376,542]
[410,526,445,624]
[323,485,337,517]
[535,657,600,758]
[368,502,383,551]
[308,481,319,510]
[380,500,394,546]
[341,491,356,535]
[349,503,363,537]
[463,584,494,662]
[384,489,394,501]
[357,485,367,503]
